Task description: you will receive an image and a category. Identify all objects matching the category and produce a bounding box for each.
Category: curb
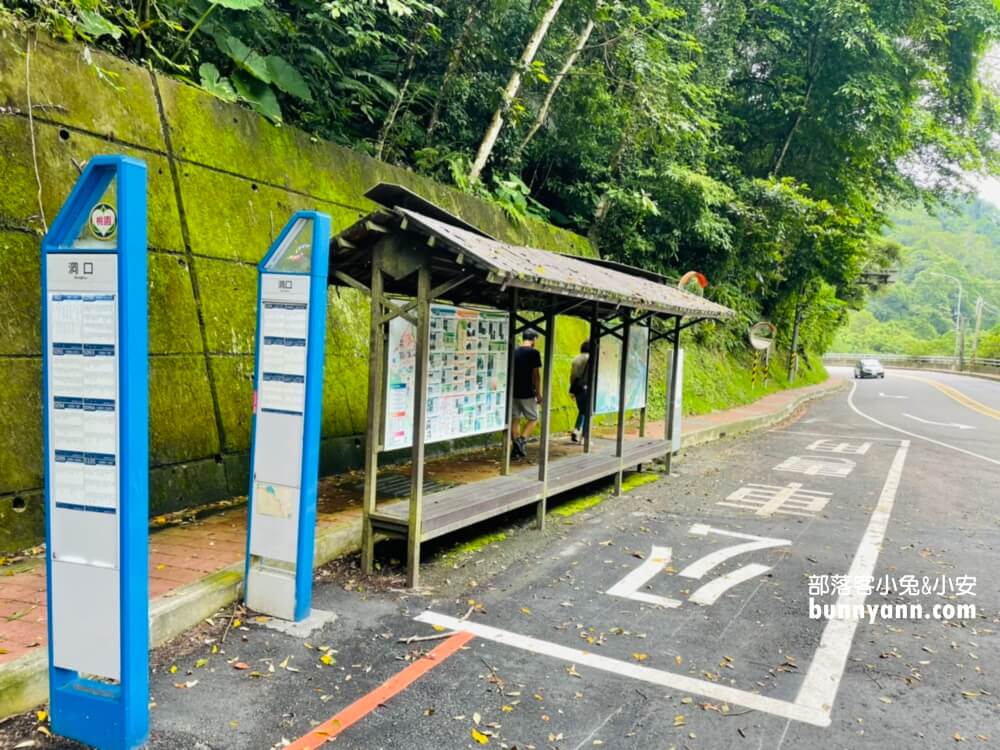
[0,381,843,719]
[680,378,847,451]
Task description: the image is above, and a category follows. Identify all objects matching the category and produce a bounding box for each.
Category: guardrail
[822,353,1000,374]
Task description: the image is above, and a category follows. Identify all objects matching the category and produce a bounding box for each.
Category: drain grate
[348,473,453,499]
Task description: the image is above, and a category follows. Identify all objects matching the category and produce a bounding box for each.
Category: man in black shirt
[510,329,542,458]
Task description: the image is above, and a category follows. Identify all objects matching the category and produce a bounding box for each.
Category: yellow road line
[892,373,1000,422]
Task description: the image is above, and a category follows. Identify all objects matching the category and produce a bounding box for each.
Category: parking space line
[416,611,831,726]
[688,563,772,605]
[795,439,909,713]
[285,631,475,750]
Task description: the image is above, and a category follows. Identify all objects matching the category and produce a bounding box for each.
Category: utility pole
[971,296,984,365]
[958,317,966,371]
[788,294,804,384]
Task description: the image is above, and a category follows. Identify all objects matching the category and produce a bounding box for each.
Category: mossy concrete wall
[0,33,594,553]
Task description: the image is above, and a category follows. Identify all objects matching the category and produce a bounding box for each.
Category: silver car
[854,358,885,379]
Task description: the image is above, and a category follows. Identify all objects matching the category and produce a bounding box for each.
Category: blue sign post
[244,212,331,621]
[42,155,148,749]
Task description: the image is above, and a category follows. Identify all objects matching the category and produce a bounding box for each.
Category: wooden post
[614,312,631,495]
[500,288,519,476]
[406,263,432,588]
[536,308,556,529]
[583,302,600,454]
[361,248,385,575]
[664,315,682,474]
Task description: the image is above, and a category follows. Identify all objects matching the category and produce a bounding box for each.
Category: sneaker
[511,438,525,459]
[516,437,528,456]
[570,429,580,443]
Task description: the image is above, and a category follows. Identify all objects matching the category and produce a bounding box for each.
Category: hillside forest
[833,200,1000,359]
[5,0,1000,358]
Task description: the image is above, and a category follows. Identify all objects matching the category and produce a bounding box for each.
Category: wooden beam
[583,301,600,454]
[361,248,385,575]
[332,269,369,295]
[406,263,432,588]
[614,312,632,496]
[664,315,682,474]
[429,273,474,301]
[501,288,519,477]
[536,308,556,529]
[380,296,419,327]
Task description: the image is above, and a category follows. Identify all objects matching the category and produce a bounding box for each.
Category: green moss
[194,257,258,353]
[149,356,220,464]
[0,359,42,492]
[0,232,41,356]
[442,531,508,561]
[211,354,255,453]
[0,491,44,553]
[148,251,202,353]
[0,35,165,151]
[0,118,182,248]
[549,489,607,518]
[620,472,661,492]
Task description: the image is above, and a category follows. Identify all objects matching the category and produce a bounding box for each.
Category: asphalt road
[13,369,1000,750]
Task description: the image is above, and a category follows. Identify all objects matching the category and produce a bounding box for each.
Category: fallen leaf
[320,653,335,666]
[501,705,514,713]
[233,662,251,670]
[169,664,178,674]
[174,680,198,689]
[194,658,208,669]
[35,710,47,722]
[673,714,686,727]
[473,712,482,725]
[878,696,893,704]
[632,653,648,662]
[520,607,532,615]
[471,728,489,744]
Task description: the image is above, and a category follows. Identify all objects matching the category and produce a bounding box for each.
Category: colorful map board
[384,304,509,450]
[594,325,650,415]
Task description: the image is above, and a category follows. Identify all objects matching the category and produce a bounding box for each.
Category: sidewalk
[0,376,844,718]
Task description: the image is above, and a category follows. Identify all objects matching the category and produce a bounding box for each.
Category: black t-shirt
[513,345,542,398]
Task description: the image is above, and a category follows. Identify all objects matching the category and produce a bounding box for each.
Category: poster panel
[594,325,650,415]
[384,303,509,450]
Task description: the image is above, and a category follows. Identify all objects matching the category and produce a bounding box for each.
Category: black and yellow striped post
[763,347,771,385]
[751,350,759,389]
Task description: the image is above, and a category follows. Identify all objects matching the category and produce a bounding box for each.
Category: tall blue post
[244,212,331,621]
[42,155,148,749]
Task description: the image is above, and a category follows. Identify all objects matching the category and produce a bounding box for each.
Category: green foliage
[5,0,1000,363]
[832,199,1000,355]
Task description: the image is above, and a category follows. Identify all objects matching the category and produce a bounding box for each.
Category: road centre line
[892,372,1000,421]
[416,435,914,728]
[846,382,1000,467]
[285,631,475,750]
[795,439,909,713]
[416,611,831,727]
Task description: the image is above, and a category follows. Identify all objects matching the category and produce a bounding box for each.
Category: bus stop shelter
[330,186,734,586]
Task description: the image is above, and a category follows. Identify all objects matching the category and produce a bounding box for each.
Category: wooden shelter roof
[330,195,734,321]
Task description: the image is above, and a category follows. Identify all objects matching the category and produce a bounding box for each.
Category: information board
[43,155,149,750]
[594,324,650,414]
[384,304,509,450]
[245,212,330,623]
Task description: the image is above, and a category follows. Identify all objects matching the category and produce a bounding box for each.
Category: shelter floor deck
[370,436,669,542]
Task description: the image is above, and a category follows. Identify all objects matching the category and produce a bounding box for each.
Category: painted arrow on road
[902,413,975,430]
[879,392,908,399]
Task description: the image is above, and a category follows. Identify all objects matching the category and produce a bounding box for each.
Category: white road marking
[902,413,975,430]
[795,440,910,714]
[847,382,1000,467]
[770,429,901,443]
[806,439,871,455]
[718,482,831,518]
[878,392,908,399]
[774,455,855,478]
[681,525,791,577]
[604,546,681,609]
[415,611,831,727]
[688,563,772,605]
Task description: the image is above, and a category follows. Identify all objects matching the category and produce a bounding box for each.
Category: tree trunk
[426,2,481,138]
[376,43,419,160]
[770,75,814,177]
[514,17,595,159]
[468,0,565,183]
[788,290,804,383]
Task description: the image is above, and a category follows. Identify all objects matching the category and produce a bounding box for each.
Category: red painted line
[285,631,475,750]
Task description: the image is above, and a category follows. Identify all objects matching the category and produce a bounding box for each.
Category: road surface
[20,369,1000,749]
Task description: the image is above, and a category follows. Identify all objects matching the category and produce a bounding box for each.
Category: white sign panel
[384,303,509,450]
[595,325,650,415]
[258,275,309,415]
